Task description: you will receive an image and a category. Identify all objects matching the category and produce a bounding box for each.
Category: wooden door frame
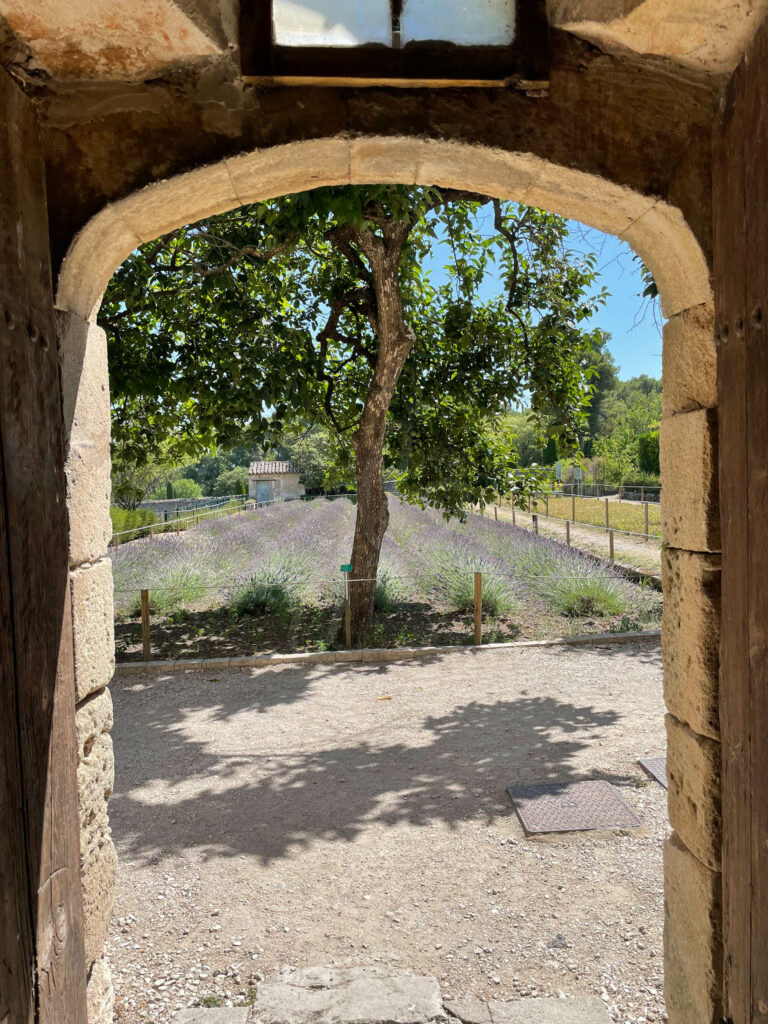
[714,13,768,1023]
[0,68,87,1024]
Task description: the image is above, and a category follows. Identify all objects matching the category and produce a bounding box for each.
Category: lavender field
[112,496,662,660]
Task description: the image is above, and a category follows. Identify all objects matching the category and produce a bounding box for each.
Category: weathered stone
[666,714,722,871]
[75,686,114,756]
[77,729,114,850]
[58,314,113,567]
[71,559,115,701]
[81,833,118,966]
[664,831,723,1024]
[56,208,142,321]
[174,1010,250,1024]
[226,140,351,209]
[349,136,423,185]
[662,301,717,415]
[662,548,721,739]
[417,141,540,201]
[87,955,115,1024]
[120,162,241,243]
[252,967,446,1024]
[445,998,492,1024]
[622,200,712,318]
[659,408,720,553]
[489,998,611,1024]
[526,161,654,236]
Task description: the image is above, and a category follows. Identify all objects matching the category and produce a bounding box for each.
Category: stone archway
[54,136,720,1024]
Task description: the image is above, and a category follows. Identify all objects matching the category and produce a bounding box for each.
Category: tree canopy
[104,185,608,640]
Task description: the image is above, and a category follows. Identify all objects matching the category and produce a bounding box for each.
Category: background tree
[104,187,606,642]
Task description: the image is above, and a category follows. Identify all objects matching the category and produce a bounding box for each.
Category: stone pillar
[659,300,723,1024]
[58,310,117,1024]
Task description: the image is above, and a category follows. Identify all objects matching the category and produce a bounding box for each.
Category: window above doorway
[240,0,548,88]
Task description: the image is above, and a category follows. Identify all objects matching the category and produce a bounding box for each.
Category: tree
[151,477,203,500]
[212,466,249,496]
[103,187,606,643]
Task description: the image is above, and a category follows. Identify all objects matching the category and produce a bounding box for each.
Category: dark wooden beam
[715,12,768,1022]
[0,68,87,1024]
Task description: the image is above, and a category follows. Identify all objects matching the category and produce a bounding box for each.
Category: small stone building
[248,460,306,503]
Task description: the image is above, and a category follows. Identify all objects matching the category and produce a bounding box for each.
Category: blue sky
[426,215,663,382]
[564,223,663,380]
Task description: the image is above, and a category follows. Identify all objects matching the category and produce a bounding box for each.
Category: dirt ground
[106,639,668,1024]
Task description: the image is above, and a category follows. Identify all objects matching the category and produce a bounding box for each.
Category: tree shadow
[110,662,637,866]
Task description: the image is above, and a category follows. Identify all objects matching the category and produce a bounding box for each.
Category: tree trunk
[344,223,414,646]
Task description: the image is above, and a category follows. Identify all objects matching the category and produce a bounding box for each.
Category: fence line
[493,499,661,542]
[110,491,360,545]
[125,561,657,661]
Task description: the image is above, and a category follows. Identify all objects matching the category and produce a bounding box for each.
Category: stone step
[446,996,611,1024]
[175,1010,250,1024]
[174,970,612,1024]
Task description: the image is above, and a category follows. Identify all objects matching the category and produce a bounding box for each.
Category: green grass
[530,495,661,538]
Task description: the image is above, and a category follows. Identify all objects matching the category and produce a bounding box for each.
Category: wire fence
[110,491,359,545]
[494,492,662,541]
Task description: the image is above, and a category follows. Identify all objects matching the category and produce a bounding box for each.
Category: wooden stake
[566,520,571,547]
[512,507,516,526]
[344,571,352,649]
[532,513,539,535]
[609,530,615,563]
[473,572,482,645]
[571,492,576,522]
[545,493,549,517]
[141,589,151,661]
[605,497,610,530]
[148,525,154,539]
[644,501,650,541]
[494,505,498,521]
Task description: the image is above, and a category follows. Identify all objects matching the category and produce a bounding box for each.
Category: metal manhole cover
[506,780,642,835]
[638,757,668,789]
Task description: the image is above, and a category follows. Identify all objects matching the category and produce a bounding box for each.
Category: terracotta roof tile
[249,461,298,475]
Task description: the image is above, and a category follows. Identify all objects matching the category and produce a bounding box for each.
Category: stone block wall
[659,299,723,1024]
[55,141,724,1024]
[59,310,117,1024]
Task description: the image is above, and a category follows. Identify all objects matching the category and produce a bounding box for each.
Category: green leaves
[104,186,606,515]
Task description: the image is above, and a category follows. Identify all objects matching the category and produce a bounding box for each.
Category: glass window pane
[401,0,515,45]
[273,0,392,47]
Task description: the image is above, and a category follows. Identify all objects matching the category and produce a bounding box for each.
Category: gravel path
[107,639,667,1024]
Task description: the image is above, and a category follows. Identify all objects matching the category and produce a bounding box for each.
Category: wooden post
[644,501,650,541]
[545,493,549,517]
[641,486,645,503]
[565,520,571,547]
[512,507,516,526]
[473,572,482,645]
[605,497,610,530]
[609,530,615,563]
[494,504,498,521]
[141,589,151,661]
[148,524,154,539]
[571,492,576,522]
[532,513,539,535]
[344,571,352,649]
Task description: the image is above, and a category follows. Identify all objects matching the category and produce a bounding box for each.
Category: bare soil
[114,599,656,664]
[107,639,667,1024]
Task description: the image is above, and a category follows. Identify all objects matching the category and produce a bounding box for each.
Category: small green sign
[340,563,353,573]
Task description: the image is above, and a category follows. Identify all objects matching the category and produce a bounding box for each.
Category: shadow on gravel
[110,668,640,865]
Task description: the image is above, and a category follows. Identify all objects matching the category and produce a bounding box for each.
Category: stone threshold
[115,629,661,676]
[174,966,612,1023]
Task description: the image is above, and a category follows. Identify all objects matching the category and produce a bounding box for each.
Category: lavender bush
[112,495,660,629]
